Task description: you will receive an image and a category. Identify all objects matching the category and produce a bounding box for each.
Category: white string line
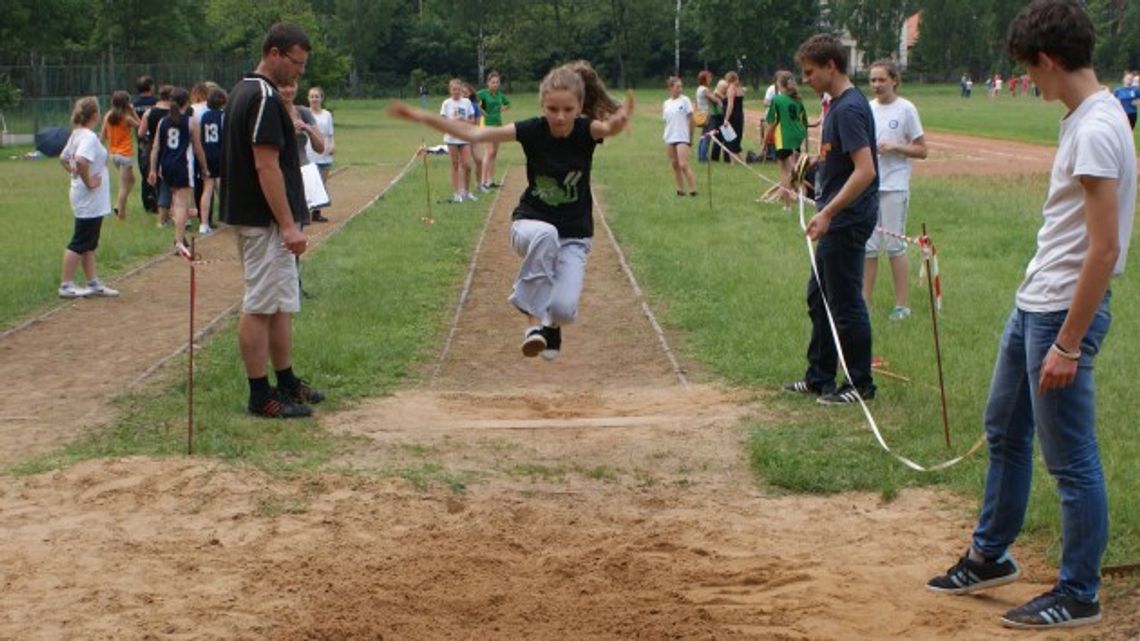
[430,168,510,386]
[124,150,423,392]
[791,192,985,472]
[594,188,691,389]
[706,132,982,470]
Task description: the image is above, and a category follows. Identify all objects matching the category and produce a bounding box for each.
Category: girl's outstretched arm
[590,92,635,139]
[388,101,516,144]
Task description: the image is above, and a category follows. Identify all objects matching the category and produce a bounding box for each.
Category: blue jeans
[804,218,876,393]
[973,294,1112,603]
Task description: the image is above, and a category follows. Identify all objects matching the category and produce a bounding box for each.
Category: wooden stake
[421,141,434,222]
[187,236,196,455]
[923,223,951,448]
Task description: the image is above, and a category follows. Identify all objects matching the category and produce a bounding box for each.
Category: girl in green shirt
[476,71,511,189]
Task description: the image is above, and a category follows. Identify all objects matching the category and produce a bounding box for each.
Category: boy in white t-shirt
[662,76,697,196]
[926,0,1136,630]
[440,78,478,203]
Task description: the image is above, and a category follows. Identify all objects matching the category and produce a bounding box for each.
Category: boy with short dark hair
[926,0,1136,630]
[783,33,878,405]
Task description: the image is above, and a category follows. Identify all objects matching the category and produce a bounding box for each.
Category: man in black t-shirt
[220,22,323,419]
[133,75,158,213]
[784,34,879,405]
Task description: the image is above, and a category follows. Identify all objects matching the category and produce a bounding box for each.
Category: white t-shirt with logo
[871,96,924,192]
[1016,90,1137,312]
[61,127,112,219]
[662,95,693,144]
[440,97,475,145]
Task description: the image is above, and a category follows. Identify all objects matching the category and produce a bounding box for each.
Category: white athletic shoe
[87,280,119,297]
[58,282,92,299]
[463,191,479,202]
[198,224,214,236]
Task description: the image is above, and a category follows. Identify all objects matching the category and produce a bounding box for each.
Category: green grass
[598,101,1140,565]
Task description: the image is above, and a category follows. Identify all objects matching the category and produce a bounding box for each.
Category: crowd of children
[57,73,336,297]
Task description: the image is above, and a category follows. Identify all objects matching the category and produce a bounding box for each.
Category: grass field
[3,90,1139,567]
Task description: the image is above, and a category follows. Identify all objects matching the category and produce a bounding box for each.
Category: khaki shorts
[234,224,300,314]
[865,191,909,258]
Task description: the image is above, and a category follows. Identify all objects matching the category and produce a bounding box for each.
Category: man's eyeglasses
[278,49,307,69]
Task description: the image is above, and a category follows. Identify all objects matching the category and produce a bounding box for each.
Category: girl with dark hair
[149,88,208,254]
[390,61,632,360]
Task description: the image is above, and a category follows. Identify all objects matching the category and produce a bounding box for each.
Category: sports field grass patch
[599,102,1140,564]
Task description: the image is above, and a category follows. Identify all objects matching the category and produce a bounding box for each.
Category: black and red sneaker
[280,379,325,405]
[249,390,313,418]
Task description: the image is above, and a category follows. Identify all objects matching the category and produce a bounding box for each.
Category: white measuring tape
[705,133,985,472]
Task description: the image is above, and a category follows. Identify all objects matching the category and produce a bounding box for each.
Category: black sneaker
[280,379,325,405]
[1000,590,1101,629]
[541,326,561,361]
[521,326,546,358]
[783,380,823,395]
[249,390,313,419]
[817,384,875,405]
[927,550,1021,595]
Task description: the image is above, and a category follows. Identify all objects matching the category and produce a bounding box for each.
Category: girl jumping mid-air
[391,61,632,360]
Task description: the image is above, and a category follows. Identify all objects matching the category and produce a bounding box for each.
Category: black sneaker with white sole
[540,326,561,361]
[521,326,546,358]
[927,550,1021,595]
[1000,590,1101,629]
[817,383,875,405]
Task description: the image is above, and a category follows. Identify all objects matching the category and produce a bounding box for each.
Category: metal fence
[1,56,251,135]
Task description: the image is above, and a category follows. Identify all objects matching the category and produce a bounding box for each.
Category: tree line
[2,0,1137,99]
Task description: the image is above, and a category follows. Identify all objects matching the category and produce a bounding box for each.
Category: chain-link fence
[1,56,251,137]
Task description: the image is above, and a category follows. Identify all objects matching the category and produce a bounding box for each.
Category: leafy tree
[828,0,917,64]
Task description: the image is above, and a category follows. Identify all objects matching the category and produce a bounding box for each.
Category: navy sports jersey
[220,73,307,227]
[200,108,225,176]
[157,115,194,188]
[816,86,879,230]
[512,116,597,239]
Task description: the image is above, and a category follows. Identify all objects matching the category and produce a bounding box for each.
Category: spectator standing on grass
[198,85,226,235]
[220,22,325,419]
[440,78,478,203]
[926,0,1135,630]
[1113,72,1137,129]
[148,87,208,254]
[132,76,158,214]
[765,70,809,209]
[721,71,746,161]
[476,71,510,189]
[390,60,632,362]
[100,90,140,221]
[694,70,717,162]
[662,76,697,197]
[783,33,878,406]
[708,79,729,163]
[863,59,926,321]
[57,97,118,299]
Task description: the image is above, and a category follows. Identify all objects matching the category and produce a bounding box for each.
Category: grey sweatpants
[507,219,592,327]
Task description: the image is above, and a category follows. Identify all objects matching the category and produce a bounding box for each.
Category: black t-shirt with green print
[513,116,597,239]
